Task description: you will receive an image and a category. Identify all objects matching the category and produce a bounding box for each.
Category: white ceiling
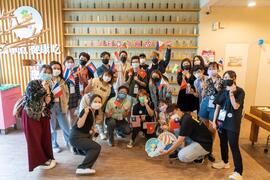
[201,0,270,7]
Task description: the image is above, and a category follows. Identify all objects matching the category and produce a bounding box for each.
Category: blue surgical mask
[39,72,52,81]
[117,92,127,100]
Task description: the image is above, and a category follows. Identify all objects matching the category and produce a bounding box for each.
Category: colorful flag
[63,68,71,80]
[155,40,172,52]
[114,98,122,107]
[180,77,187,90]
[144,40,153,48]
[146,122,156,134]
[86,62,97,74]
[52,82,63,98]
[110,62,116,72]
[137,69,147,79]
[114,51,119,61]
[172,64,180,73]
[156,78,167,90]
[122,41,129,49]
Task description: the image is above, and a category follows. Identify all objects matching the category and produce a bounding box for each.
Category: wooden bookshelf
[63,21,200,25]
[62,8,200,12]
[64,33,199,37]
[64,45,198,49]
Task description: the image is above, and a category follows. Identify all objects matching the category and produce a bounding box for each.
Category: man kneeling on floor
[160,104,213,163]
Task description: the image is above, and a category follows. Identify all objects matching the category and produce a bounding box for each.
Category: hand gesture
[229,84,237,93]
[134,76,139,82]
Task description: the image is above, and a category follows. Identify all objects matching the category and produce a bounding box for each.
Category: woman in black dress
[176,58,199,113]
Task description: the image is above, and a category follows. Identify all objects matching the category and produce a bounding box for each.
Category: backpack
[12,96,26,118]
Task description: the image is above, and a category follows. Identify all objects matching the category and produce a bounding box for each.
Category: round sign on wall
[12,6,43,39]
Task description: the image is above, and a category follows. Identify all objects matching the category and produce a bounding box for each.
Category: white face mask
[103,76,111,82]
[53,69,61,77]
[208,69,218,77]
[66,63,74,69]
[140,58,146,64]
[91,102,102,110]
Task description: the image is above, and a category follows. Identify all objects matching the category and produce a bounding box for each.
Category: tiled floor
[0,119,269,180]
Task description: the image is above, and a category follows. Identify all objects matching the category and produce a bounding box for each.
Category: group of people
[20,46,245,180]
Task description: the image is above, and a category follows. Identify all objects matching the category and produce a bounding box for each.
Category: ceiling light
[248,0,256,7]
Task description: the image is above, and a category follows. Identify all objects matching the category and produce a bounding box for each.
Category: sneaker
[212,160,230,169]
[193,158,204,164]
[229,172,243,180]
[108,140,114,147]
[38,159,56,170]
[53,147,61,153]
[207,153,216,162]
[127,140,134,148]
[76,168,96,175]
[100,133,107,140]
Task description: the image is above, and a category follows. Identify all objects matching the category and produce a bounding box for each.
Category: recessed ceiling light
[248,0,256,7]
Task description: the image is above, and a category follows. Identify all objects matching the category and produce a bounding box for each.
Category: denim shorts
[198,96,215,121]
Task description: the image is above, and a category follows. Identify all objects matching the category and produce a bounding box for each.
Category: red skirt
[21,110,54,171]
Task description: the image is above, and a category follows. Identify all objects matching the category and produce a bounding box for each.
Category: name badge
[79,83,84,92]
[218,109,227,121]
[70,84,75,94]
[208,95,215,108]
[134,84,138,94]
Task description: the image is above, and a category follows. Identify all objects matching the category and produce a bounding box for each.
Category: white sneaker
[38,159,56,170]
[76,168,96,175]
[212,160,230,169]
[100,133,107,140]
[127,140,134,148]
[53,147,61,153]
[229,172,243,180]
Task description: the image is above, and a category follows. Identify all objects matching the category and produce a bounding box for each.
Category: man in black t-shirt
[160,104,213,163]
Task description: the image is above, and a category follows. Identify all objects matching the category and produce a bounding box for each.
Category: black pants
[131,122,156,141]
[218,128,243,175]
[69,129,101,169]
[106,118,131,142]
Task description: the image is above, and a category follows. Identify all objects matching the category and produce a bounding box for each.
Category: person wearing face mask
[193,65,207,103]
[22,65,56,171]
[96,51,111,77]
[176,58,199,113]
[127,89,155,148]
[49,61,70,153]
[125,55,148,97]
[139,53,149,71]
[212,71,245,180]
[105,85,132,147]
[69,94,102,175]
[73,52,94,96]
[159,104,213,164]
[114,51,131,92]
[149,70,172,111]
[63,56,80,128]
[82,70,113,140]
[148,46,171,75]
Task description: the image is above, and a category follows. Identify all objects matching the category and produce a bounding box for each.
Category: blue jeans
[50,103,70,148]
[198,96,215,121]
[178,140,209,162]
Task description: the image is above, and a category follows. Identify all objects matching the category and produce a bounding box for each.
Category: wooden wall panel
[0,0,64,93]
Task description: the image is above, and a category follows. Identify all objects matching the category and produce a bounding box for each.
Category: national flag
[156,78,167,90]
[68,73,75,85]
[114,51,119,61]
[172,64,180,73]
[155,40,172,52]
[180,77,187,90]
[137,69,147,79]
[144,40,153,48]
[86,62,97,74]
[63,68,72,80]
[169,119,180,133]
[110,62,116,72]
[52,82,63,98]
[146,122,156,134]
[114,98,122,107]
[122,41,129,49]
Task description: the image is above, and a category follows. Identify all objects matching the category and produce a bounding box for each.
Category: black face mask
[152,58,158,64]
[79,60,87,66]
[102,58,109,65]
[120,56,127,63]
[152,77,160,83]
[182,65,191,70]
[224,79,234,87]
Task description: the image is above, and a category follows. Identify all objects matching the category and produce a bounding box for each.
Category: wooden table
[244,106,270,146]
